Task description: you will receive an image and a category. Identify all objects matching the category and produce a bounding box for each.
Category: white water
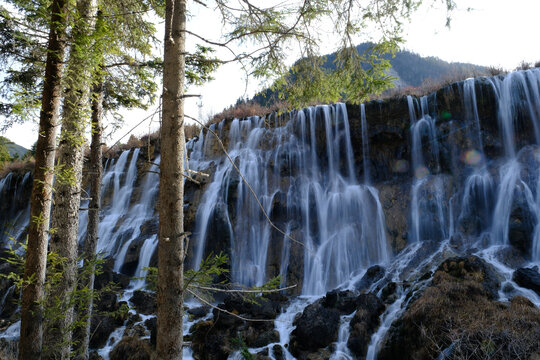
[189,104,390,295]
[1,70,540,359]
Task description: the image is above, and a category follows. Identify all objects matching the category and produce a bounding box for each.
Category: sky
[3,0,540,148]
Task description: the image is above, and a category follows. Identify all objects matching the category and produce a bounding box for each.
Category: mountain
[0,136,28,158]
[251,42,489,106]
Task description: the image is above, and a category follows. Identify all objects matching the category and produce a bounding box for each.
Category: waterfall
[408,95,447,243]
[189,103,390,295]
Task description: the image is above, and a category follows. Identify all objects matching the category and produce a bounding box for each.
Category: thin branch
[184,114,308,252]
[192,283,296,293]
[187,289,275,323]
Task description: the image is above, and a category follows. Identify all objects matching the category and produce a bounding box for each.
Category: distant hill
[251,43,488,106]
[0,136,28,158]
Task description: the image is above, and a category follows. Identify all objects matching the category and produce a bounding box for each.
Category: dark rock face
[347,293,385,358]
[89,292,127,349]
[378,257,540,360]
[94,257,130,290]
[289,289,384,358]
[120,238,145,276]
[508,188,535,255]
[513,267,540,295]
[354,265,385,292]
[129,290,156,315]
[109,337,152,360]
[144,317,157,348]
[289,300,341,355]
[190,294,287,360]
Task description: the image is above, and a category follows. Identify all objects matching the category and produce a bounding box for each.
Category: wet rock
[88,351,104,360]
[109,337,152,360]
[272,344,285,360]
[347,293,385,358]
[354,265,386,292]
[90,315,122,349]
[513,267,540,296]
[120,238,145,276]
[493,246,528,268]
[94,257,130,290]
[129,290,156,315]
[322,290,359,314]
[123,314,146,338]
[508,189,535,255]
[187,305,211,320]
[289,300,340,355]
[381,281,397,304]
[144,317,157,348]
[190,320,233,360]
[220,293,284,320]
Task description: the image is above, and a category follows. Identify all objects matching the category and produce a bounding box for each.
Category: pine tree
[156,1,456,358]
[17,0,69,358]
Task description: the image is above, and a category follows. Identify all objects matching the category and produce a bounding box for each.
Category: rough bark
[156,0,187,358]
[74,81,104,360]
[43,0,98,358]
[18,0,68,359]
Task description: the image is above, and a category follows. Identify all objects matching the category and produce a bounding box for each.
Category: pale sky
[4,0,540,148]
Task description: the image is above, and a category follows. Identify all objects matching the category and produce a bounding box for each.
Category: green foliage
[0,239,128,357]
[232,336,255,360]
[184,252,229,294]
[0,137,12,163]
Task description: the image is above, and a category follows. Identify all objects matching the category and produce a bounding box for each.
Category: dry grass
[0,159,34,178]
[205,101,289,127]
[384,269,540,360]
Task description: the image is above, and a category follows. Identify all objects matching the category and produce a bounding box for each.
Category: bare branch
[184,114,309,252]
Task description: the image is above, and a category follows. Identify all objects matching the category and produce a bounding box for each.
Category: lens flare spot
[441,111,452,120]
[461,149,483,166]
[392,159,409,173]
[414,166,429,179]
[534,148,540,162]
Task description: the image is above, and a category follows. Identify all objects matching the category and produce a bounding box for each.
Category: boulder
[109,337,152,360]
[187,305,211,320]
[94,257,130,290]
[346,293,385,358]
[322,290,360,314]
[513,267,540,296]
[289,300,340,355]
[90,315,121,349]
[129,290,156,315]
[144,317,157,348]
[353,265,385,292]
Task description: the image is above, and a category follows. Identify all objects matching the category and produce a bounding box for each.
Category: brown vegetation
[379,257,540,360]
[0,159,35,178]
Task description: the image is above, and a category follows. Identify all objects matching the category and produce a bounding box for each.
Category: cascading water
[408,95,448,243]
[188,103,390,295]
[0,172,31,245]
[1,69,540,359]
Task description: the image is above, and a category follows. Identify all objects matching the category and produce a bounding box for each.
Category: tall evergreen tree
[17,0,69,358]
[157,0,456,358]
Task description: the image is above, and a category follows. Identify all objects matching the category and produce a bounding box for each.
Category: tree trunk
[156,0,187,358]
[74,81,103,360]
[18,0,68,359]
[43,0,98,358]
